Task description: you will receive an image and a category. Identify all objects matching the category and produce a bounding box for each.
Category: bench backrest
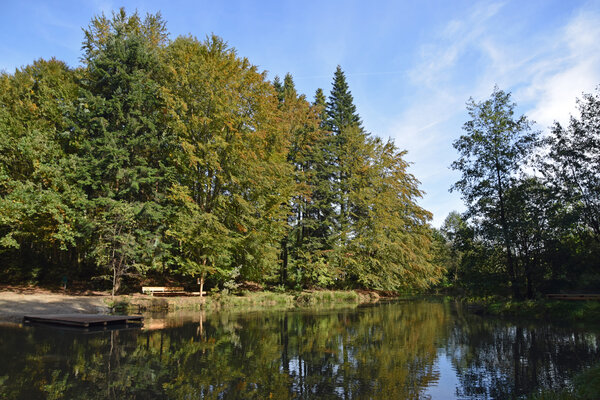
[142,286,184,293]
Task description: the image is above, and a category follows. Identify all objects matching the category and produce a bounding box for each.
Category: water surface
[0,299,598,399]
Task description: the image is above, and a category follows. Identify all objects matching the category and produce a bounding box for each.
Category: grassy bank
[110,290,381,313]
[461,296,600,325]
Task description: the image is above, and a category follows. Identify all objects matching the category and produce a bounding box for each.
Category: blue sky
[2,0,599,226]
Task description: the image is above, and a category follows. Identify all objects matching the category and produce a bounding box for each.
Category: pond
[0,299,598,399]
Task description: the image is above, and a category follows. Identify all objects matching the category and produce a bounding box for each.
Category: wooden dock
[23,314,143,328]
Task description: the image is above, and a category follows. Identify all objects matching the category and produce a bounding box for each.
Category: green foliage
[283,66,440,292]
[344,137,441,290]
[0,9,444,294]
[274,72,326,286]
[326,65,362,133]
[574,363,600,399]
[91,199,146,295]
[445,87,600,298]
[72,9,176,294]
[3,8,599,300]
[451,87,540,298]
[474,297,600,324]
[544,88,600,241]
[165,35,293,284]
[295,290,360,306]
[0,58,83,282]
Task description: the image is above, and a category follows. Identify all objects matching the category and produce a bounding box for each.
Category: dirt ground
[0,286,112,323]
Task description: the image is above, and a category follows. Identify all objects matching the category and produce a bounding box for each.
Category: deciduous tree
[451,87,539,298]
[543,88,600,242]
[164,35,293,286]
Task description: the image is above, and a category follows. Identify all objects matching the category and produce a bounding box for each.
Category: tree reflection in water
[0,300,598,399]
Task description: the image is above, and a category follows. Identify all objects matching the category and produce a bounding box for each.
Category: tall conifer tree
[74,9,174,295]
[325,66,368,249]
[314,88,327,119]
[277,74,327,286]
[326,66,362,133]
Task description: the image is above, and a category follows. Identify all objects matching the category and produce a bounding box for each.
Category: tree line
[436,86,600,299]
[0,9,440,294]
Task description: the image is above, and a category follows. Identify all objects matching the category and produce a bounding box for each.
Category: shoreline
[113,289,381,313]
[0,288,382,323]
[4,287,599,326]
[0,290,112,323]
[457,295,600,326]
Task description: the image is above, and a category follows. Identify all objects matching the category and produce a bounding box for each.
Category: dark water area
[1,299,599,399]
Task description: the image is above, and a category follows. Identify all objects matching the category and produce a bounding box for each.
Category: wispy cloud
[385,1,600,226]
[408,1,600,126]
[409,1,505,90]
[521,10,600,128]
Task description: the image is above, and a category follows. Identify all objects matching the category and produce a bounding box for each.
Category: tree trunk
[496,162,521,299]
[281,236,288,286]
[525,261,534,299]
[112,262,117,300]
[199,270,205,299]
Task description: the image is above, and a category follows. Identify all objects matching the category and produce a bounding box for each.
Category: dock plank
[23,314,143,327]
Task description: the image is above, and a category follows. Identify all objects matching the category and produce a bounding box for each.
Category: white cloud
[383,2,600,227]
[523,11,600,128]
[409,1,505,90]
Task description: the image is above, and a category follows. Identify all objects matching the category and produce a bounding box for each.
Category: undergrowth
[114,290,380,313]
[460,296,600,324]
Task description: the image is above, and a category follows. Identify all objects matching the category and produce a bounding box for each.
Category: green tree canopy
[451,86,539,298]
[0,59,82,281]
[74,8,175,294]
[165,35,293,285]
[543,88,600,241]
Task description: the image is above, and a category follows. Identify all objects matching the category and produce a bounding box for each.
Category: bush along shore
[457,296,600,326]
[109,290,382,313]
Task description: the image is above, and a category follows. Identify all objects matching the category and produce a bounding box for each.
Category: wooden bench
[547,294,600,301]
[142,286,185,296]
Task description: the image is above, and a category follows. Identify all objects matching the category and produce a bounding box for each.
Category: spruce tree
[312,65,439,290]
[277,74,328,286]
[313,88,328,125]
[279,88,338,286]
[283,73,298,99]
[326,66,362,133]
[74,9,174,295]
[272,75,285,104]
[325,66,368,249]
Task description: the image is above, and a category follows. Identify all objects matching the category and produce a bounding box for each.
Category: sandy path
[0,290,111,323]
